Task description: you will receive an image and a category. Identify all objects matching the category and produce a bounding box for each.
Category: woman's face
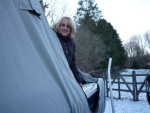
[59,19,71,37]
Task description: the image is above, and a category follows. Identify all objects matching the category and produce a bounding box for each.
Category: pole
[108,58,115,113]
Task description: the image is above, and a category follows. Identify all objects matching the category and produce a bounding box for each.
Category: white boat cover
[0,0,105,113]
[82,83,98,98]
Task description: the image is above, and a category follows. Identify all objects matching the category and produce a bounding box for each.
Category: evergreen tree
[74,0,102,27]
[74,0,106,71]
[93,19,127,68]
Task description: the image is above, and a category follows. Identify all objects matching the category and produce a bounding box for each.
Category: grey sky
[68,0,150,43]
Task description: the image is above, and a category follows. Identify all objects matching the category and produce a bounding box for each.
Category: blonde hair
[53,16,76,38]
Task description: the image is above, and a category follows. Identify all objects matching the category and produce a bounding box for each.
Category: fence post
[105,70,109,97]
[132,71,138,101]
[116,67,121,99]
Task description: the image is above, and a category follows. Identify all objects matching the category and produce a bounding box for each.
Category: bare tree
[40,0,74,26]
[144,31,150,51]
[74,25,106,73]
[125,35,147,57]
[124,41,134,58]
[124,34,149,68]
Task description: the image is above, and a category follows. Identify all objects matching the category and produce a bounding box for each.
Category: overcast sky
[96,0,150,43]
[68,0,150,44]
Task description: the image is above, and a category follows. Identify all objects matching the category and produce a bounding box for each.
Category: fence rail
[91,67,148,101]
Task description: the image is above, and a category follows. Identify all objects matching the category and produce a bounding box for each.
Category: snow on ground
[104,69,150,113]
[104,98,150,113]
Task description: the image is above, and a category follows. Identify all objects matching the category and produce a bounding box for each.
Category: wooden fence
[91,67,148,101]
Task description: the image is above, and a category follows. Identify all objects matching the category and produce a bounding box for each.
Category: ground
[104,69,150,113]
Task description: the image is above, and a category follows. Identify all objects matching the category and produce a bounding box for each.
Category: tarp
[0,0,105,113]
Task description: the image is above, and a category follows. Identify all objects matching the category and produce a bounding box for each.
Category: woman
[53,16,83,84]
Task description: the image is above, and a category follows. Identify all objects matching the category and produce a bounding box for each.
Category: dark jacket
[56,32,83,84]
